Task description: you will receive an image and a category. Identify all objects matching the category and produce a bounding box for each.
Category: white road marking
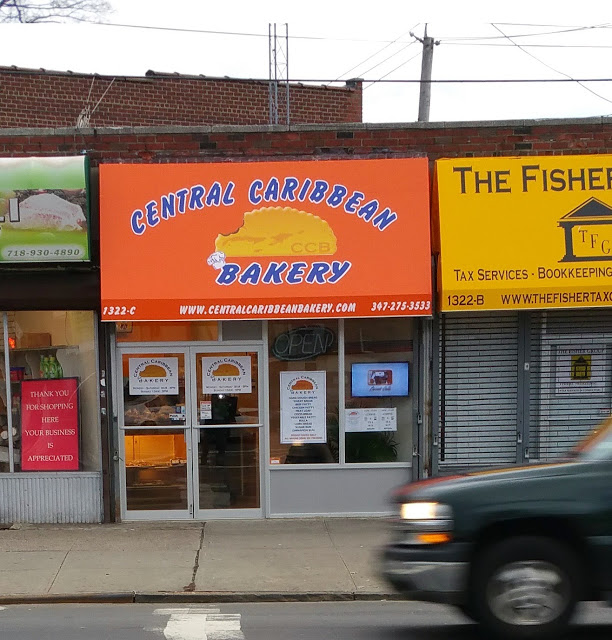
[154,607,245,640]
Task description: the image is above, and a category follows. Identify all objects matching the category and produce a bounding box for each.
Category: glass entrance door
[191,349,262,518]
[118,345,263,520]
[119,349,192,519]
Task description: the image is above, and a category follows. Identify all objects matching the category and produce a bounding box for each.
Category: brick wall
[1,118,610,164]
[0,68,362,128]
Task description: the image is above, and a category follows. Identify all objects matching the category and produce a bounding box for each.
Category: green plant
[345,431,398,463]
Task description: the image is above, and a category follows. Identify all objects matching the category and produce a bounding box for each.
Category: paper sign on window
[201,356,252,394]
[128,357,179,395]
[280,371,327,444]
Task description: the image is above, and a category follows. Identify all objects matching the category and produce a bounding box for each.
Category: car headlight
[400,501,450,520]
[395,501,453,545]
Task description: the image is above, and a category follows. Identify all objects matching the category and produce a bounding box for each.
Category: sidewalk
[0,518,400,604]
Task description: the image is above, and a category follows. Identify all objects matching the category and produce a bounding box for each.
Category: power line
[364,50,423,90]
[443,42,612,49]
[491,23,612,107]
[439,23,611,42]
[329,23,420,84]
[358,40,418,80]
[94,20,413,44]
[88,19,612,46]
[291,77,612,84]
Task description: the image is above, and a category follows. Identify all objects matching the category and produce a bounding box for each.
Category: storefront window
[268,321,339,464]
[344,318,414,463]
[116,321,218,343]
[0,310,99,473]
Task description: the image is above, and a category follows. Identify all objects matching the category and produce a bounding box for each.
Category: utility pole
[411,25,439,122]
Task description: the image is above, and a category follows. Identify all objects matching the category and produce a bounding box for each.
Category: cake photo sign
[99,158,431,321]
[0,156,90,263]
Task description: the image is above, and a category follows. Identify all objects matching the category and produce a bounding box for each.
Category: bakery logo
[128,357,179,396]
[211,362,241,378]
[559,198,612,262]
[208,206,350,287]
[286,375,319,393]
[206,358,246,381]
[291,379,315,391]
[202,356,252,393]
[216,206,337,257]
[133,360,172,381]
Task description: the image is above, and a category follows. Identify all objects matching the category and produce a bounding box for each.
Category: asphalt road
[1,601,611,639]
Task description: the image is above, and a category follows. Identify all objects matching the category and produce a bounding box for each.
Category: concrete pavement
[0,518,400,604]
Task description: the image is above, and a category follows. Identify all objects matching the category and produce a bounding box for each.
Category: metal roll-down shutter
[529,309,612,461]
[438,312,519,470]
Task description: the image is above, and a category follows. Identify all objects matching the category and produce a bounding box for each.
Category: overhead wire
[93,19,612,44]
[359,40,418,81]
[94,20,413,44]
[491,23,612,106]
[9,18,612,102]
[364,50,423,90]
[328,23,421,85]
[443,42,612,49]
[439,23,611,42]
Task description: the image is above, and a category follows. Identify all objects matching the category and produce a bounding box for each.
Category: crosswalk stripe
[154,607,245,640]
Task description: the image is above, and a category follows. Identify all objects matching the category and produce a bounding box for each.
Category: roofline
[0,65,360,91]
[0,115,611,137]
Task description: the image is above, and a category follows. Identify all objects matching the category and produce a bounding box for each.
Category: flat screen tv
[351,362,409,397]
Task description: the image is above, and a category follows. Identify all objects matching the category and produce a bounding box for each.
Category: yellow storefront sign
[434,155,612,311]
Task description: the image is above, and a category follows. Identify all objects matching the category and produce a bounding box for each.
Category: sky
[1,1,612,124]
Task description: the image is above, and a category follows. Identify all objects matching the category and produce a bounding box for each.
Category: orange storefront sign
[99,158,432,321]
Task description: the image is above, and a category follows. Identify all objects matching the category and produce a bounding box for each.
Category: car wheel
[471,536,582,639]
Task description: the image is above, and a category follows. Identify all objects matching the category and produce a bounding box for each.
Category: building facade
[433,154,612,474]
[2,117,612,522]
[0,156,108,522]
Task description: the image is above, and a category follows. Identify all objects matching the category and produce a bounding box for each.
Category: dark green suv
[381,419,612,638]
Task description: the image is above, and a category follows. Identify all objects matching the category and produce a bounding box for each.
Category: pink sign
[20,378,80,471]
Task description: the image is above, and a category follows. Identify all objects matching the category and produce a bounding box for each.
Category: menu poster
[128,357,179,395]
[202,356,252,394]
[345,407,397,432]
[280,371,326,444]
[20,378,80,471]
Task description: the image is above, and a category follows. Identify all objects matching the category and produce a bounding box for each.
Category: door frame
[115,343,265,520]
